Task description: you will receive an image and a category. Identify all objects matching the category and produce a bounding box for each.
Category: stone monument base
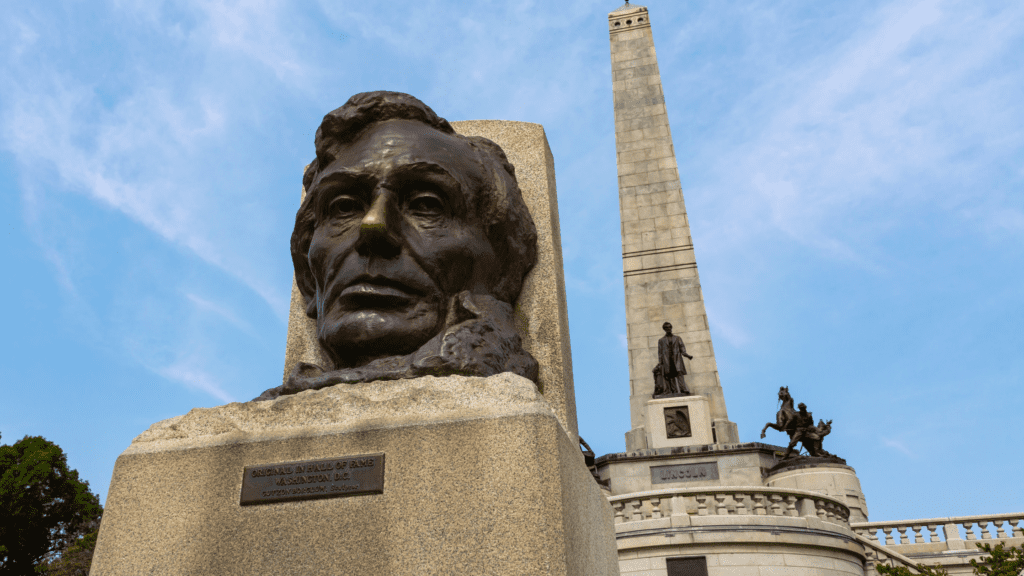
[91,374,619,576]
[765,461,869,523]
[645,395,713,448]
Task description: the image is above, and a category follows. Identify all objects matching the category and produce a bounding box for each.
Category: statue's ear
[292,185,320,319]
[305,294,318,319]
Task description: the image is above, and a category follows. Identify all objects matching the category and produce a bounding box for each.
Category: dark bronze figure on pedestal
[257,91,539,400]
[781,403,834,459]
[761,388,843,465]
[652,321,693,397]
[760,386,797,440]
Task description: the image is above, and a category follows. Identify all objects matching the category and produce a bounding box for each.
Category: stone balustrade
[608,486,852,528]
[859,539,922,576]
[852,513,1024,554]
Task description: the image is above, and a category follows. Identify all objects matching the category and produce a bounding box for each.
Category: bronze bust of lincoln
[257,91,538,400]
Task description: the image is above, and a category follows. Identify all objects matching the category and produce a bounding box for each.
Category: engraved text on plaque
[240,453,385,505]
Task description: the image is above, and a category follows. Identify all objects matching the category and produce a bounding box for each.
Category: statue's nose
[356,190,401,258]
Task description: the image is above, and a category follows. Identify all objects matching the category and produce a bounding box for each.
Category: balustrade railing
[852,513,1024,552]
[607,486,851,528]
[860,539,921,575]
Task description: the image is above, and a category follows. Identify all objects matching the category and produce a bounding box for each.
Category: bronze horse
[760,386,797,440]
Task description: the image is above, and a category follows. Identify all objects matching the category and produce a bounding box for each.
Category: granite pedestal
[91,374,618,575]
[644,395,713,448]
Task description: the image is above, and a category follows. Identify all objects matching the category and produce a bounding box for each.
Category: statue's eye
[407,192,446,218]
[327,195,365,218]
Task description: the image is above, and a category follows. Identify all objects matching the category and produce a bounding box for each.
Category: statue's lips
[338,281,421,308]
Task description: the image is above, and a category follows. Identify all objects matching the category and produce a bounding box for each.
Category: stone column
[609,4,738,449]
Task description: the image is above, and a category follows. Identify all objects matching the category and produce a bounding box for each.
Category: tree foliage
[34,522,100,576]
[970,542,1024,576]
[0,433,102,576]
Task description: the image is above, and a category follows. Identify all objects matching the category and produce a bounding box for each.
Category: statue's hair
[292,91,537,315]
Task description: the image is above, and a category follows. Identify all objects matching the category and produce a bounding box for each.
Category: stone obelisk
[609,3,739,449]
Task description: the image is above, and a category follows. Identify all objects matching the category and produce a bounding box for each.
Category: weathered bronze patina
[760,386,796,440]
[760,388,843,464]
[664,406,691,438]
[257,92,538,400]
[781,403,835,460]
[652,321,693,397]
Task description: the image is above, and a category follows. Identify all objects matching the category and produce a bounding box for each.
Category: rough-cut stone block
[641,125,669,139]
[624,427,648,452]
[616,128,644,144]
[620,173,649,187]
[689,356,719,374]
[91,374,618,576]
[618,148,647,163]
[623,220,644,235]
[622,76,654,90]
[660,286,700,305]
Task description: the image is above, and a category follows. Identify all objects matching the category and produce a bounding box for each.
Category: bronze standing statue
[652,322,693,397]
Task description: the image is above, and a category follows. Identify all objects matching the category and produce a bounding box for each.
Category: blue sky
[1,0,1022,523]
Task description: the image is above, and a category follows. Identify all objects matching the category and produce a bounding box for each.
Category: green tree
[34,521,100,576]
[0,433,102,576]
[970,542,1024,576]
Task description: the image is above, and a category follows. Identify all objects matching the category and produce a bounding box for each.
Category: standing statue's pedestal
[90,374,618,576]
[645,395,713,448]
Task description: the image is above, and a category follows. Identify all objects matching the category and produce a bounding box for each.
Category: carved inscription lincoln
[240,453,385,505]
[650,462,720,484]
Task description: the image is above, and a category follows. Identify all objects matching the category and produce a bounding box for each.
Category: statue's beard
[315,295,447,370]
[256,291,539,401]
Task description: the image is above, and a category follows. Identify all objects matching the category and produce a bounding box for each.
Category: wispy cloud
[185,293,251,333]
[0,2,302,317]
[158,360,235,404]
[881,436,916,458]
[707,312,751,349]
[0,1,316,402]
[689,0,1024,265]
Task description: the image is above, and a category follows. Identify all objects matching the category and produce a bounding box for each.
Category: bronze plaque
[664,406,692,438]
[240,453,385,505]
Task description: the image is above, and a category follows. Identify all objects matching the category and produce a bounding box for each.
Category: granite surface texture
[282,121,579,443]
[92,374,618,576]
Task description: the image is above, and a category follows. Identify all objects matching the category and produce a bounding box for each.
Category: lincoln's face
[305,119,499,368]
